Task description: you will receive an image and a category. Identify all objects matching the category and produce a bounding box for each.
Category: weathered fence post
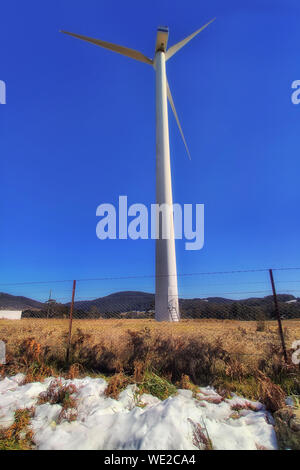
[66,280,76,363]
[269,269,288,363]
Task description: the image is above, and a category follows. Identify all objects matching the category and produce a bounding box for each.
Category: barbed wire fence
[0,267,300,363]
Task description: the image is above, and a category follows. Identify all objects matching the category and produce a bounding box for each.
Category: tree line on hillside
[21,295,300,320]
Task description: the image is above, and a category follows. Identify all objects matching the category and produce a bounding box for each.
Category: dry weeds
[0,318,299,410]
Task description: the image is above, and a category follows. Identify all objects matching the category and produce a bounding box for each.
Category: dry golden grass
[0,317,299,411]
[1,317,299,359]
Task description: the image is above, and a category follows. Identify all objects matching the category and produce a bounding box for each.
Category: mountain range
[1,290,300,320]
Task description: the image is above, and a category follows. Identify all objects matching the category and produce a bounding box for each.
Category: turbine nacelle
[155,26,169,53]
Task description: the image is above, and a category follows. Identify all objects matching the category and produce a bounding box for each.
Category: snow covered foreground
[0,374,277,450]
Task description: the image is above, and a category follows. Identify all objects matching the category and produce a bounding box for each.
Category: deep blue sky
[1,0,300,300]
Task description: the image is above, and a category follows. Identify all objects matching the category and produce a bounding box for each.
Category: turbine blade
[60,30,153,65]
[166,18,215,60]
[167,80,191,160]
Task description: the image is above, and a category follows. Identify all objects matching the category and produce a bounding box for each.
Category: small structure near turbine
[61,20,215,322]
[0,310,22,320]
[45,290,56,318]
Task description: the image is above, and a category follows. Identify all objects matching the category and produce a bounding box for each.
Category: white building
[0,310,22,320]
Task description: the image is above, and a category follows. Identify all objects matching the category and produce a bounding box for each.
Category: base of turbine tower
[155,286,180,322]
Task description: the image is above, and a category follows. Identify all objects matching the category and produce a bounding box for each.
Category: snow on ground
[0,374,278,450]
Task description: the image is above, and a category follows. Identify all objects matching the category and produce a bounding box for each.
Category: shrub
[0,408,35,450]
[256,371,286,412]
[104,372,131,399]
[188,418,213,450]
[138,372,177,400]
[147,334,228,384]
[225,357,248,382]
[67,363,82,379]
[256,313,266,332]
[177,374,195,391]
[38,378,77,407]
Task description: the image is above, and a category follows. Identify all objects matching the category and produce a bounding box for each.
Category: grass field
[1,317,300,356]
[1,318,299,403]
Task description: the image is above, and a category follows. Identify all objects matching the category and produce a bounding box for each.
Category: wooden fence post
[269,269,288,363]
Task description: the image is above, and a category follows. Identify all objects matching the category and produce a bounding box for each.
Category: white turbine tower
[61,20,215,322]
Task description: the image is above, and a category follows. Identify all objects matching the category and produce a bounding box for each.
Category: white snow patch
[0,375,278,450]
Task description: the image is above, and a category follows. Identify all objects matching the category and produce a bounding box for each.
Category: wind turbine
[61,20,215,322]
